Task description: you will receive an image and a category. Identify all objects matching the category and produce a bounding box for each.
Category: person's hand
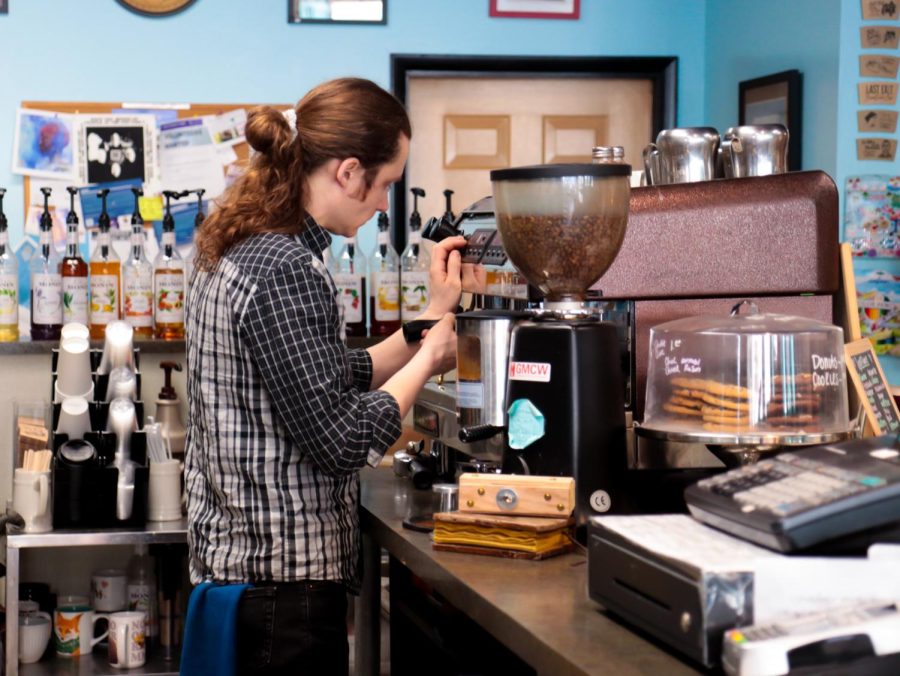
[420,313,456,375]
[422,236,466,318]
[461,262,487,295]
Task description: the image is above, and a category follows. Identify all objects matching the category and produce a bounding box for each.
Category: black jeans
[236,580,349,676]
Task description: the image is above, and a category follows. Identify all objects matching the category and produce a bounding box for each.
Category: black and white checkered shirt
[184,220,401,590]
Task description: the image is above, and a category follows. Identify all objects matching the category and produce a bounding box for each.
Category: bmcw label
[508,361,552,382]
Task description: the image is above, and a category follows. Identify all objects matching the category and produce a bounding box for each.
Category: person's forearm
[378,349,434,417]
[366,329,419,389]
[366,311,442,389]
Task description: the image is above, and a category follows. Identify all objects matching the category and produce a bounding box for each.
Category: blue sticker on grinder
[507,398,546,449]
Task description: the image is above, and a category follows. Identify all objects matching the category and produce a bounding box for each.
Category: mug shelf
[5,521,187,676]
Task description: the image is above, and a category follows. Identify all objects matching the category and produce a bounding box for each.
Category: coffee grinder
[455,163,632,534]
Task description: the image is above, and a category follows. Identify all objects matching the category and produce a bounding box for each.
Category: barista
[185,78,467,675]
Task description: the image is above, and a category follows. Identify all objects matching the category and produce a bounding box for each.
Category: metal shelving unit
[5,520,187,676]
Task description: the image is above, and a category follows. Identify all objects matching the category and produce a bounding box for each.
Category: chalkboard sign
[845,338,900,435]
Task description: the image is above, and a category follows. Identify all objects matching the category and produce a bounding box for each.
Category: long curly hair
[195,78,411,269]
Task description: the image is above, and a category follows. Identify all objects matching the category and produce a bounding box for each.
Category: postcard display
[847,2,900,380]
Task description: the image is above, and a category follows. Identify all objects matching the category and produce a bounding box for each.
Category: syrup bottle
[331,235,367,337]
[368,211,400,336]
[89,189,121,339]
[0,188,19,342]
[31,187,62,340]
[60,187,88,327]
[122,188,154,338]
[154,191,186,340]
[400,187,430,323]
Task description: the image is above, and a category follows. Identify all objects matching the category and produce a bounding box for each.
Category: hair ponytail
[195,79,410,269]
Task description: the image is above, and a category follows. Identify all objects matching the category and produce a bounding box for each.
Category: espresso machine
[413,164,841,521]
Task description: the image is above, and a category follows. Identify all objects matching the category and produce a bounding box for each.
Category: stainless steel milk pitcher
[720,124,789,178]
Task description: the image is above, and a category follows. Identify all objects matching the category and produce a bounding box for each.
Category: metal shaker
[642,127,720,185]
[720,124,789,178]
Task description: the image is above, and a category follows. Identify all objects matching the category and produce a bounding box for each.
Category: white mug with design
[91,569,128,612]
[53,599,108,658]
[108,611,146,669]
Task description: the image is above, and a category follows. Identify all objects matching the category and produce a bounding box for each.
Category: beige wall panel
[443,115,510,169]
[407,77,653,221]
[543,115,609,163]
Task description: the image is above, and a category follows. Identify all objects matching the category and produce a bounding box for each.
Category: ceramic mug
[13,468,52,533]
[108,611,147,669]
[19,611,52,664]
[148,459,183,521]
[54,600,109,658]
[91,569,128,612]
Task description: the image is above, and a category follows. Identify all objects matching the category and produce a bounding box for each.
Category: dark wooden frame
[489,0,580,20]
[288,0,387,24]
[739,69,802,171]
[390,54,678,249]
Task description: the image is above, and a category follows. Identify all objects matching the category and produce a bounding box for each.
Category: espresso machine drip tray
[634,424,850,466]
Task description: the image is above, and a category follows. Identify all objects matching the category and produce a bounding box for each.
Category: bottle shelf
[0,338,186,355]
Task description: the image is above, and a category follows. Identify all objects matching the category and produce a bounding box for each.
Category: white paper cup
[55,397,92,439]
[105,367,137,402]
[60,322,90,343]
[148,459,183,521]
[56,337,93,400]
[97,321,134,376]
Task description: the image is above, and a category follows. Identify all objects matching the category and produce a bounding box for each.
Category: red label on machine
[508,361,552,382]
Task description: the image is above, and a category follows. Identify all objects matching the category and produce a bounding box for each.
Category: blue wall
[704,0,842,176]
[0,0,708,253]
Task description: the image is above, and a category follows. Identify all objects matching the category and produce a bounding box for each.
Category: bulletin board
[19,100,289,217]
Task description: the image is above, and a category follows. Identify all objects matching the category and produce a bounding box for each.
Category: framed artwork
[289,0,386,24]
[739,69,802,171]
[489,0,580,20]
[0,0,7,14]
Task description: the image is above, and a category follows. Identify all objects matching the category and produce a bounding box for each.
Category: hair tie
[282,108,298,140]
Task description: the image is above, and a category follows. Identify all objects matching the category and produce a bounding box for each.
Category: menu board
[845,338,900,435]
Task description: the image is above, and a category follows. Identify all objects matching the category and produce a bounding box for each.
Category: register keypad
[696,455,876,517]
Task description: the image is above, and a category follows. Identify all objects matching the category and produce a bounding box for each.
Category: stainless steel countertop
[360,467,702,676]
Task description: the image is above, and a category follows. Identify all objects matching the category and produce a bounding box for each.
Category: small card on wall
[860,54,900,77]
[859,81,899,104]
[862,0,900,20]
[861,25,900,48]
[857,138,898,161]
[858,109,900,132]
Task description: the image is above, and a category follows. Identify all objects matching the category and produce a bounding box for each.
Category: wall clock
[116,0,197,16]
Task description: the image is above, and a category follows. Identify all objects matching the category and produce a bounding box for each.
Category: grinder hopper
[490,163,632,308]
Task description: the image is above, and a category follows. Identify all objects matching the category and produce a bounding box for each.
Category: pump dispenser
[156,361,186,460]
[442,188,455,222]
[185,188,205,285]
[369,211,400,336]
[122,188,153,337]
[0,188,19,341]
[401,187,430,322]
[90,189,121,339]
[60,187,89,326]
[31,187,63,340]
[154,191,186,340]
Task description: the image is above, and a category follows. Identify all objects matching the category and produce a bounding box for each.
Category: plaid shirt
[184,220,401,590]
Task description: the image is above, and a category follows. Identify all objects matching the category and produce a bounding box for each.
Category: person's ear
[336,158,363,196]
